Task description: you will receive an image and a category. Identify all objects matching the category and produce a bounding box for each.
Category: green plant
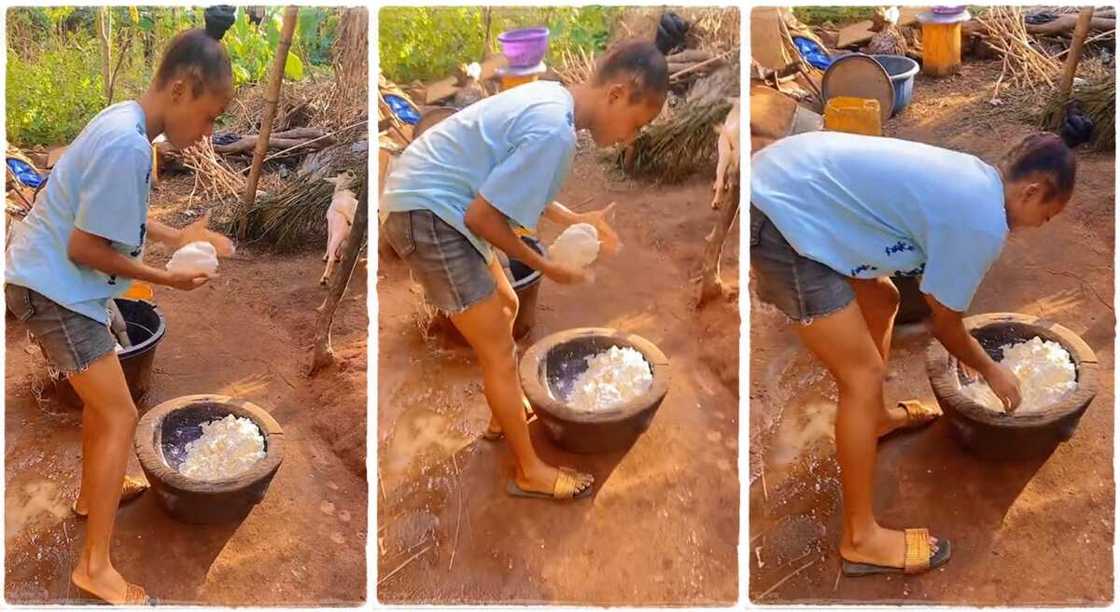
[7,40,106,145]
[379,6,620,84]
[224,7,304,87]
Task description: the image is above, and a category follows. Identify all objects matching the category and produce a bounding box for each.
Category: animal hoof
[319,278,328,286]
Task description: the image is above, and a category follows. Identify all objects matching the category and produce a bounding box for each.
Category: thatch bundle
[619,95,732,183]
[219,164,368,252]
[1040,72,1115,151]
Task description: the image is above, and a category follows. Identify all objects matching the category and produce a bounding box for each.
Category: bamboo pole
[238,6,299,240]
[1057,7,1096,100]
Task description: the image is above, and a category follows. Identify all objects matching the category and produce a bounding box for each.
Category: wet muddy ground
[5,177,368,605]
[377,147,740,604]
[749,61,1115,604]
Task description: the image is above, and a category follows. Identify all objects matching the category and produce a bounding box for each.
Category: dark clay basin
[926,313,1099,460]
[135,394,284,524]
[519,327,671,454]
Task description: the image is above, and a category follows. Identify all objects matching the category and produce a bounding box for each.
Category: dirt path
[377,146,740,604]
[749,61,1115,605]
[5,179,368,605]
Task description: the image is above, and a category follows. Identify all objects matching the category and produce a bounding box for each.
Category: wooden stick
[1054,28,1114,60]
[310,179,368,374]
[757,558,817,600]
[253,119,369,169]
[377,544,432,586]
[833,565,842,591]
[239,5,298,240]
[1057,8,1096,100]
[670,49,736,81]
[449,453,463,571]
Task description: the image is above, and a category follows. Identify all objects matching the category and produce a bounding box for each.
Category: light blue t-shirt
[751,131,1009,312]
[6,101,152,324]
[382,80,578,260]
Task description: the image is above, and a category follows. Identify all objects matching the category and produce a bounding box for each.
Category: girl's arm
[68,229,210,290]
[925,295,1023,411]
[147,213,236,256]
[543,201,621,256]
[465,196,587,285]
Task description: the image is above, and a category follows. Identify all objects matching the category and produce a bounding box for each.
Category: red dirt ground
[749,60,1115,604]
[377,143,740,604]
[4,175,368,605]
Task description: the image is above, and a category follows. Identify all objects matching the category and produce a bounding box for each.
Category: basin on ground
[519,327,671,453]
[926,313,1098,460]
[135,394,284,524]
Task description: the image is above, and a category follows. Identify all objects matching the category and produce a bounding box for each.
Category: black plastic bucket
[54,298,167,407]
[435,235,546,342]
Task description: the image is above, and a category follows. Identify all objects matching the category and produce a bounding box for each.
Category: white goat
[711,97,741,210]
[321,171,358,286]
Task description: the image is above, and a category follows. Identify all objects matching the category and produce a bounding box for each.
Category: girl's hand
[161,269,215,291]
[579,203,622,257]
[179,212,236,257]
[983,362,1023,413]
[543,260,593,285]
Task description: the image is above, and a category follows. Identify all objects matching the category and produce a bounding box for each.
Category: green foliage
[7,40,106,145]
[7,6,336,147]
[379,6,622,84]
[791,6,876,26]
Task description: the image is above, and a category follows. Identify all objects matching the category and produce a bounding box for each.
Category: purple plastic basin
[498,27,550,68]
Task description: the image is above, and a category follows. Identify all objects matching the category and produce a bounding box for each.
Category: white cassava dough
[961,336,1077,414]
[550,223,600,269]
[166,241,219,276]
[567,346,653,412]
[179,415,266,481]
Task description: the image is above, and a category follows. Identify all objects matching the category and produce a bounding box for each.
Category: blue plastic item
[871,54,920,117]
[793,36,833,70]
[384,94,421,125]
[6,158,42,189]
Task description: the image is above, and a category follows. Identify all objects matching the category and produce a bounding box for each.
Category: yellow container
[921,22,963,77]
[121,281,154,301]
[824,97,882,136]
[499,72,541,91]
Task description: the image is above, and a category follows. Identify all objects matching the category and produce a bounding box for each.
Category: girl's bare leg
[848,277,911,435]
[66,352,145,603]
[449,272,591,495]
[796,302,936,568]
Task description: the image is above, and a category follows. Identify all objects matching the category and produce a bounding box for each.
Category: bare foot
[876,404,912,438]
[71,561,148,605]
[485,415,502,437]
[515,464,593,497]
[840,525,939,569]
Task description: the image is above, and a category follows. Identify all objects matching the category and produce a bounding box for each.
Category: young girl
[5,22,237,604]
[750,131,1076,575]
[382,40,668,501]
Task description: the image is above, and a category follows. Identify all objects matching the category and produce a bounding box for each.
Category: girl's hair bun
[204,5,237,41]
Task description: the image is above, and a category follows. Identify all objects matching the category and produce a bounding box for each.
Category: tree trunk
[481,7,493,63]
[239,5,299,240]
[310,182,368,376]
[97,8,112,105]
[697,171,739,307]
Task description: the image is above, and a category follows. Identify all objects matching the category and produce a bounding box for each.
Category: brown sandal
[841,528,952,576]
[506,467,594,500]
[72,475,149,518]
[880,400,942,439]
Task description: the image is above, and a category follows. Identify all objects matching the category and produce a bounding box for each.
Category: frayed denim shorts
[5,284,115,377]
[749,205,855,325]
[382,210,497,315]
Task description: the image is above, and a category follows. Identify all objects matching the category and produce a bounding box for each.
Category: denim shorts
[382,210,497,314]
[749,205,855,324]
[5,284,115,377]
